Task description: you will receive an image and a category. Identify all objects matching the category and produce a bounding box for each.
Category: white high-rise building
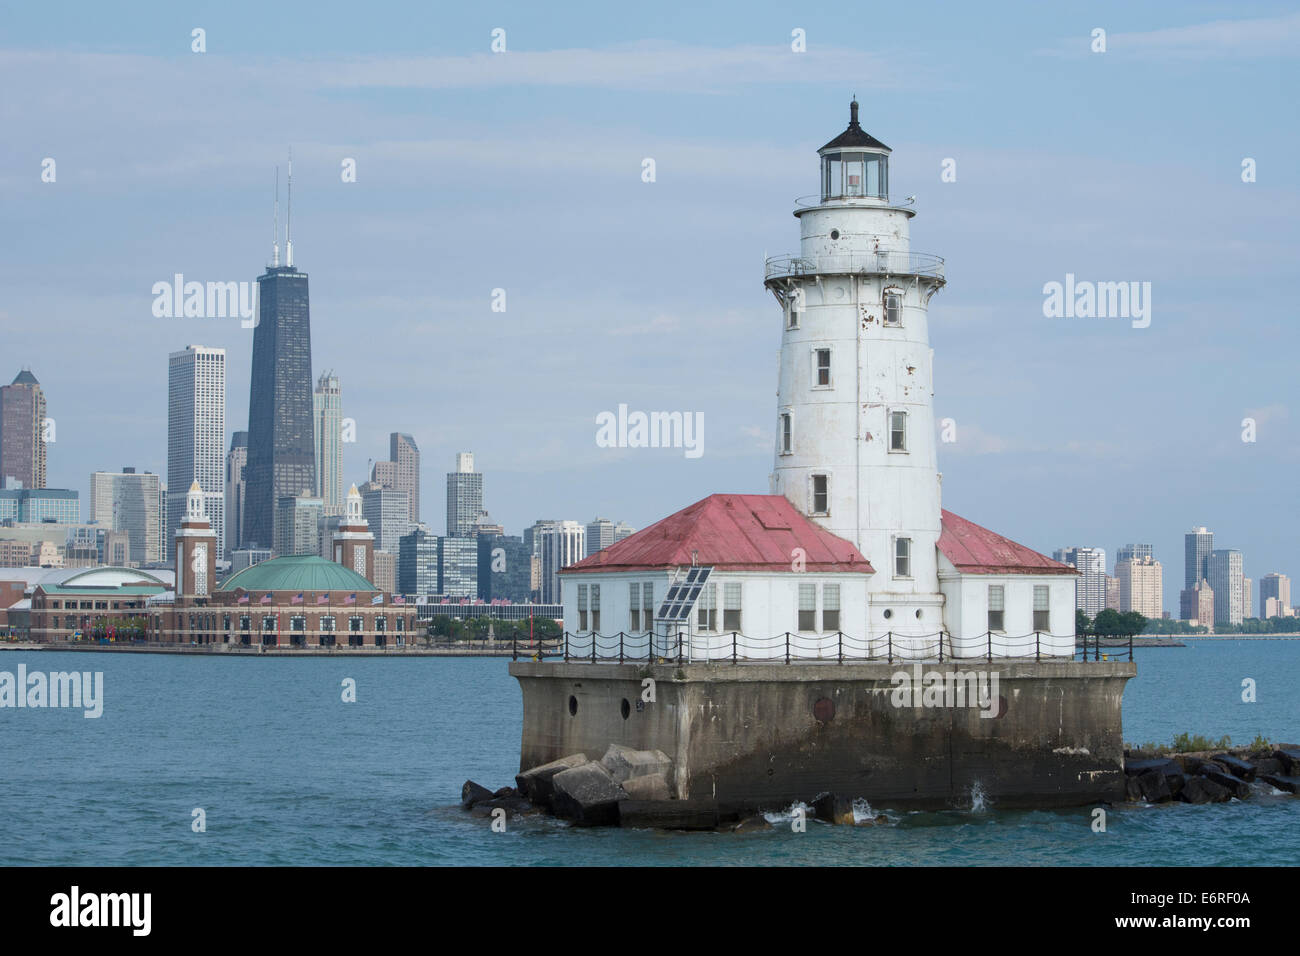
[89,468,163,565]
[446,451,482,538]
[1209,549,1244,626]
[538,520,585,604]
[167,345,225,559]
[1053,547,1107,617]
[313,372,343,516]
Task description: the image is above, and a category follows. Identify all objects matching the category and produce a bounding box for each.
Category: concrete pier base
[509,659,1136,812]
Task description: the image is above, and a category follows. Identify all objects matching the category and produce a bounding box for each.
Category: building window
[321,615,336,632]
[798,582,817,632]
[262,615,276,631]
[291,616,305,632]
[239,616,250,631]
[723,582,742,632]
[629,583,641,632]
[815,349,831,387]
[890,410,907,452]
[787,302,800,329]
[642,582,654,631]
[988,586,1005,632]
[396,617,405,632]
[894,537,911,578]
[823,583,840,631]
[375,616,386,632]
[883,291,902,327]
[780,412,793,455]
[349,616,363,632]
[812,474,829,515]
[223,614,231,631]
[577,583,588,632]
[697,582,717,631]
[1034,585,1050,632]
[590,584,601,633]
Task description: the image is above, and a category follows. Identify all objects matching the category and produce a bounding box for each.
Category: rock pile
[1123,746,1300,804]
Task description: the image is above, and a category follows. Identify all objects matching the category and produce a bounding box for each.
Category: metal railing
[512,630,1133,664]
[765,251,945,281]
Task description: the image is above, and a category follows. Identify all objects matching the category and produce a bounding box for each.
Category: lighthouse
[766,99,947,640]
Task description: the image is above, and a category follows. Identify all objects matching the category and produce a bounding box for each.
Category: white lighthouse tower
[766,101,947,641]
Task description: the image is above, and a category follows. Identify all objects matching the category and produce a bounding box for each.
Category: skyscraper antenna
[285,147,294,268]
[272,166,280,268]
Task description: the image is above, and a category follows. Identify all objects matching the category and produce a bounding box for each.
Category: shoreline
[0,641,535,658]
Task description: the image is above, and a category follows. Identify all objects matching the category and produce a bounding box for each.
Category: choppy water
[1,640,1297,865]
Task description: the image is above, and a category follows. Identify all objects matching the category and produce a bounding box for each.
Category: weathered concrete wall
[510,660,1135,811]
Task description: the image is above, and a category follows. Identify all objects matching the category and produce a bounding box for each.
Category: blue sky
[1,1,1296,611]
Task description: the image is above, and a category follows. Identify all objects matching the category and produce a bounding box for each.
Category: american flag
[260,592,272,605]
[345,593,356,605]
[237,592,249,604]
[392,595,405,605]
[317,593,330,605]
[291,593,303,605]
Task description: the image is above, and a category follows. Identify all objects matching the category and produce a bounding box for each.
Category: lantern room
[819,99,890,201]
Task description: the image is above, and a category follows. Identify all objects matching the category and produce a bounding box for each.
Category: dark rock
[732,814,773,833]
[619,799,734,830]
[1260,774,1300,794]
[493,786,517,798]
[551,761,628,826]
[621,772,671,801]
[1210,754,1256,782]
[601,744,673,785]
[811,791,855,825]
[1124,775,1143,803]
[515,753,589,809]
[1178,776,1232,804]
[1124,758,1178,776]
[1135,770,1172,803]
[1162,770,1186,798]
[1197,767,1250,799]
[1273,749,1300,774]
[1253,757,1283,776]
[461,780,495,810]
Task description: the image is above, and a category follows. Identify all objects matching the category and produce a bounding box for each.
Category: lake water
[1,640,1297,866]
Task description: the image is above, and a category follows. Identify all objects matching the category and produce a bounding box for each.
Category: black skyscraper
[243,264,315,550]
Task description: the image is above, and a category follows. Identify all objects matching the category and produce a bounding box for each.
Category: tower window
[1034,585,1050,632]
[883,292,902,326]
[988,585,1005,632]
[723,582,742,631]
[780,413,793,455]
[811,475,829,515]
[697,582,717,631]
[629,582,641,632]
[890,411,907,451]
[815,349,831,387]
[577,583,588,632]
[798,582,817,631]
[894,537,911,578]
[822,583,840,631]
[787,302,800,329]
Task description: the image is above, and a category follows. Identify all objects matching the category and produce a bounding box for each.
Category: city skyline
[3,4,1296,611]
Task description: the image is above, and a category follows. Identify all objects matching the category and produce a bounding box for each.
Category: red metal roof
[562,494,874,575]
[938,510,1076,575]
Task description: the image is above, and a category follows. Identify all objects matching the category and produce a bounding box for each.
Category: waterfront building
[328,484,375,582]
[1260,573,1292,617]
[1054,547,1107,617]
[0,369,46,489]
[313,373,344,516]
[1184,527,1213,590]
[1116,555,1162,619]
[225,432,248,557]
[167,345,226,559]
[446,452,481,537]
[1209,549,1244,626]
[90,468,163,566]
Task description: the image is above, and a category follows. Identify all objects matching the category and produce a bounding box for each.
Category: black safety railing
[511,629,1133,663]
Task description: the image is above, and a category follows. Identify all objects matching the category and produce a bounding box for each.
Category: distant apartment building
[313,372,344,516]
[362,485,411,554]
[1260,573,1292,618]
[438,536,478,598]
[371,550,396,595]
[225,432,248,557]
[1180,579,1214,629]
[1184,527,1213,590]
[1116,555,1162,619]
[0,369,47,489]
[539,520,585,605]
[398,527,437,596]
[446,452,482,537]
[585,518,639,557]
[89,468,163,566]
[167,345,225,558]
[392,433,420,524]
[1208,549,1244,626]
[274,492,324,557]
[1053,546,1107,617]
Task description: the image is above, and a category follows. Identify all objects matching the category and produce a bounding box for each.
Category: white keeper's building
[561,102,1077,660]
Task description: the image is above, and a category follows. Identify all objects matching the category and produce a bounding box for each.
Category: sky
[1,1,1296,612]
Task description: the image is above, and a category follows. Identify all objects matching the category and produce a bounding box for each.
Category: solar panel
[656,567,712,622]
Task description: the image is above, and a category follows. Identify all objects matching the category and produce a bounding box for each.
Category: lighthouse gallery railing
[764,251,946,281]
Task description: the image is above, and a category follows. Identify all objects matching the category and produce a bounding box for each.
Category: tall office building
[89,467,163,565]
[313,372,343,516]
[1053,546,1107,617]
[391,433,420,524]
[446,452,481,537]
[225,431,248,558]
[1260,573,1291,618]
[438,536,478,598]
[1244,578,1252,621]
[586,518,616,557]
[362,484,412,554]
[274,491,324,557]
[398,527,438,596]
[1115,543,1153,566]
[1208,549,1244,626]
[1116,556,1162,619]
[371,459,396,488]
[0,369,47,489]
[1184,527,1214,589]
[538,520,585,605]
[245,201,315,553]
[477,533,532,603]
[167,346,225,559]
